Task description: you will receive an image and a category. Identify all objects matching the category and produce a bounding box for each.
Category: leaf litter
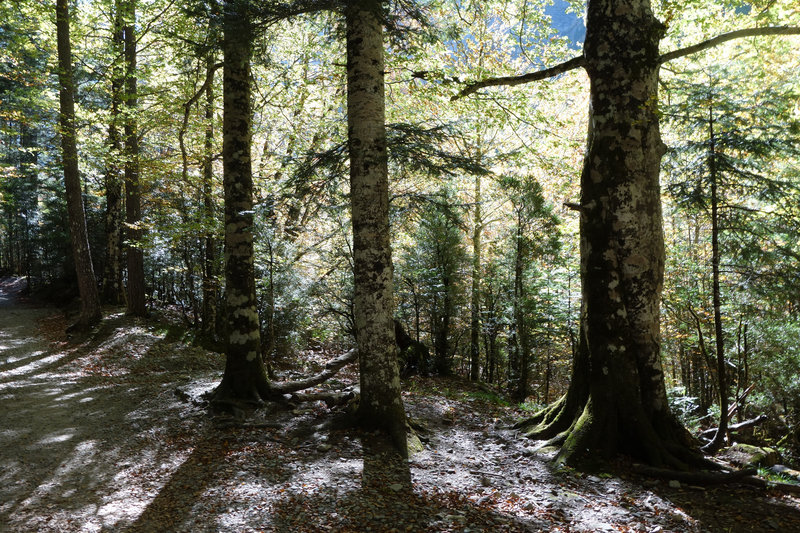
[1,281,799,532]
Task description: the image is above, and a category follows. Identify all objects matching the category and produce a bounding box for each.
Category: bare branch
[659,26,800,64]
[451,26,799,100]
[178,61,224,181]
[452,56,585,101]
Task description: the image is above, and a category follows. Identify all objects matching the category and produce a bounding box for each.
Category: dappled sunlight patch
[2,290,799,531]
[35,429,77,446]
[96,492,151,530]
[0,350,71,382]
[17,440,99,512]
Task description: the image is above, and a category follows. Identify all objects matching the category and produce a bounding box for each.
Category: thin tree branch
[451,26,799,100]
[179,61,224,182]
[256,0,342,26]
[659,26,800,64]
[452,56,586,101]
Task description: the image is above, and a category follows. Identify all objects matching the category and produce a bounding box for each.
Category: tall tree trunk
[56,0,102,330]
[518,0,701,468]
[512,221,530,402]
[433,274,452,375]
[212,2,271,405]
[102,0,125,305]
[705,105,728,453]
[469,171,482,381]
[19,122,38,286]
[346,0,407,457]
[123,0,146,316]
[202,49,219,338]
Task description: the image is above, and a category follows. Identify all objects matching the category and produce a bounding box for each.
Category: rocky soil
[1,277,799,532]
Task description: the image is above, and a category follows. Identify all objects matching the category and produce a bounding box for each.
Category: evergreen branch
[292,123,492,185]
[255,0,342,25]
[659,26,800,64]
[451,56,586,101]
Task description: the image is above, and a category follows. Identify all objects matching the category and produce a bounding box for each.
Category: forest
[1,0,800,531]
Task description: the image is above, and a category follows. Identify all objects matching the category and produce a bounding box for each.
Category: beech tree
[346,0,408,456]
[206,1,409,431]
[6,0,799,465]
[457,1,800,467]
[211,1,272,405]
[56,0,102,330]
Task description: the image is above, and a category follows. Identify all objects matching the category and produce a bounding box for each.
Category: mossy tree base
[512,0,716,472]
[517,385,713,470]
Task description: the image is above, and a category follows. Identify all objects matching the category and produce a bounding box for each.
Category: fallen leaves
[2,302,799,532]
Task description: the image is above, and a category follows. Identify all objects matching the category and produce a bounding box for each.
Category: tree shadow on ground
[268,432,553,532]
[4,284,799,533]
[0,308,218,532]
[122,430,293,533]
[648,480,800,532]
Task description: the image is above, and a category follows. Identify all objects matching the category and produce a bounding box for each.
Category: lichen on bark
[346,0,408,457]
[518,0,706,469]
[211,2,271,407]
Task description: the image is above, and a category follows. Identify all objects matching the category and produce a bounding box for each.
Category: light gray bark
[346,0,407,456]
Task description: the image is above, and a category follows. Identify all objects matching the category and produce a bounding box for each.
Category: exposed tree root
[290,390,357,409]
[633,464,752,482]
[699,414,768,443]
[270,349,357,395]
[208,350,358,411]
[515,390,585,443]
[514,394,565,431]
[520,389,713,472]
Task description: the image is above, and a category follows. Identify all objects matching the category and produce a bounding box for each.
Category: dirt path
[1,277,799,532]
[0,278,219,532]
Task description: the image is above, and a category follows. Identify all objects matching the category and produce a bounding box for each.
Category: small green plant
[757,467,800,486]
[667,386,704,431]
[518,399,542,412]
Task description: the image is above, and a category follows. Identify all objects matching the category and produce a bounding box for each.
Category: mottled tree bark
[519,0,702,468]
[557,0,696,467]
[346,0,408,456]
[212,2,271,406]
[56,0,102,330]
[123,0,146,316]
[102,0,125,305]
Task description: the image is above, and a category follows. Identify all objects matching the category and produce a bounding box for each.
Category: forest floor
[1,277,800,532]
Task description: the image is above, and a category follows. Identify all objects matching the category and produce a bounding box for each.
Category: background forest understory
[2,0,800,465]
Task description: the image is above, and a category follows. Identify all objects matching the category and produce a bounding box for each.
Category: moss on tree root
[520,392,715,471]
